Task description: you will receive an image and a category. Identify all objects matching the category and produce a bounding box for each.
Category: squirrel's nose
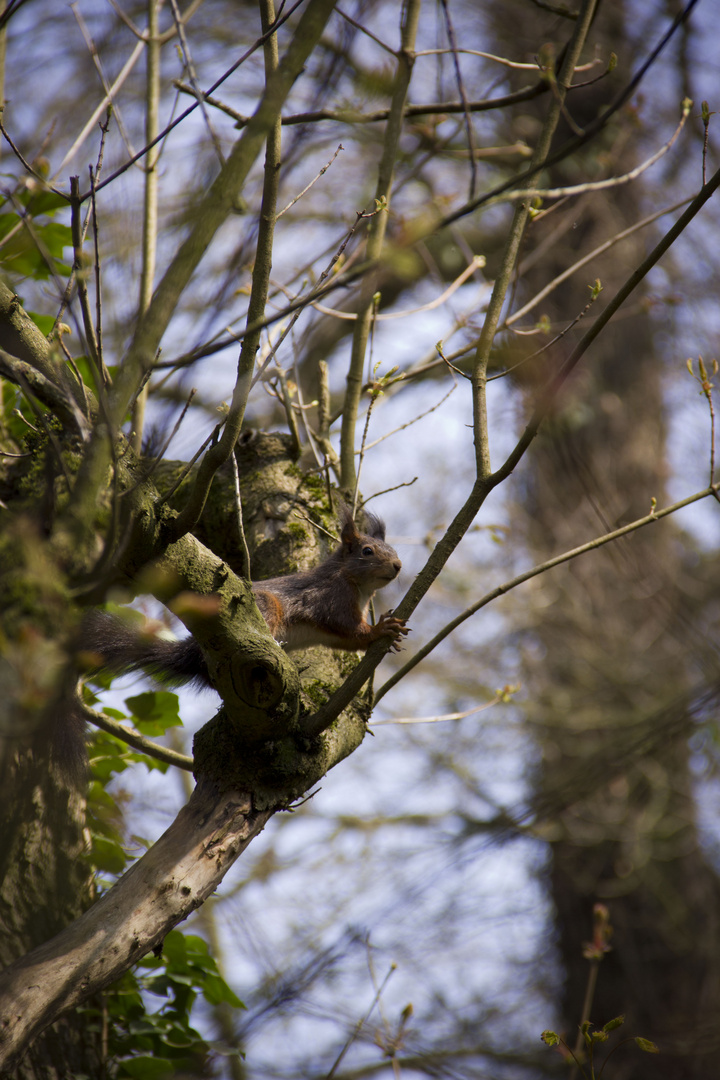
[393,559,401,574]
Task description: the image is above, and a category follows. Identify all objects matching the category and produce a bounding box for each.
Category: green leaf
[0,212,20,239]
[90,834,128,874]
[602,1014,625,1032]
[36,220,72,258]
[25,189,69,215]
[201,971,244,1009]
[125,691,182,734]
[541,1030,560,1046]
[27,311,55,335]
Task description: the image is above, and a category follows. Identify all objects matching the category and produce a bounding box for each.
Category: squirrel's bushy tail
[82,611,210,688]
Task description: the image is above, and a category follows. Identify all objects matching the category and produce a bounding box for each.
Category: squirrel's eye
[362,546,374,556]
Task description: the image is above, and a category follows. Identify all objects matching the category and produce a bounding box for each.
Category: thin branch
[490,286,602,382]
[84,702,194,771]
[360,378,456,452]
[492,164,720,488]
[230,446,251,580]
[488,99,691,207]
[88,163,105,376]
[70,2,136,161]
[169,0,226,165]
[439,0,701,229]
[370,696,508,725]
[326,963,396,1079]
[69,176,108,390]
[175,81,553,129]
[312,255,484,320]
[375,485,717,704]
[0,119,67,197]
[439,0,477,200]
[335,5,397,56]
[339,0,421,491]
[276,142,344,218]
[504,197,691,328]
[414,48,600,71]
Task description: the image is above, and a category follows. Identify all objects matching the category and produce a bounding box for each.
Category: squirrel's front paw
[377,612,410,652]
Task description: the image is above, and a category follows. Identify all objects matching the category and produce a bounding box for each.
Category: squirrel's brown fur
[84,502,408,690]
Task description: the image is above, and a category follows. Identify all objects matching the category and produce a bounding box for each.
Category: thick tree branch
[0,280,91,425]
[0,779,273,1071]
[0,348,88,437]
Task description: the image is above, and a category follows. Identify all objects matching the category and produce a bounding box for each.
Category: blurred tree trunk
[490,2,720,1074]
[0,746,103,1078]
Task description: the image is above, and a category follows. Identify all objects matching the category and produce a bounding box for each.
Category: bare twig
[276,143,344,218]
[360,378,456,452]
[70,2,136,160]
[169,0,225,165]
[490,283,603,382]
[370,695,511,725]
[176,82,555,129]
[312,255,484,320]
[0,118,66,196]
[504,197,690,328]
[69,176,108,390]
[487,99,691,207]
[440,0,477,199]
[414,47,600,71]
[439,0,701,229]
[325,962,396,1080]
[88,163,105,376]
[336,5,397,56]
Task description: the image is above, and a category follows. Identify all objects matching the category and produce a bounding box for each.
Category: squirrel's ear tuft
[334,497,358,544]
[362,509,386,541]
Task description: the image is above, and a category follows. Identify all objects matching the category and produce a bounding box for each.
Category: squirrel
[84,501,409,690]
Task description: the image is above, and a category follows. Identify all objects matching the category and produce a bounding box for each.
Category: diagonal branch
[375,485,719,704]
